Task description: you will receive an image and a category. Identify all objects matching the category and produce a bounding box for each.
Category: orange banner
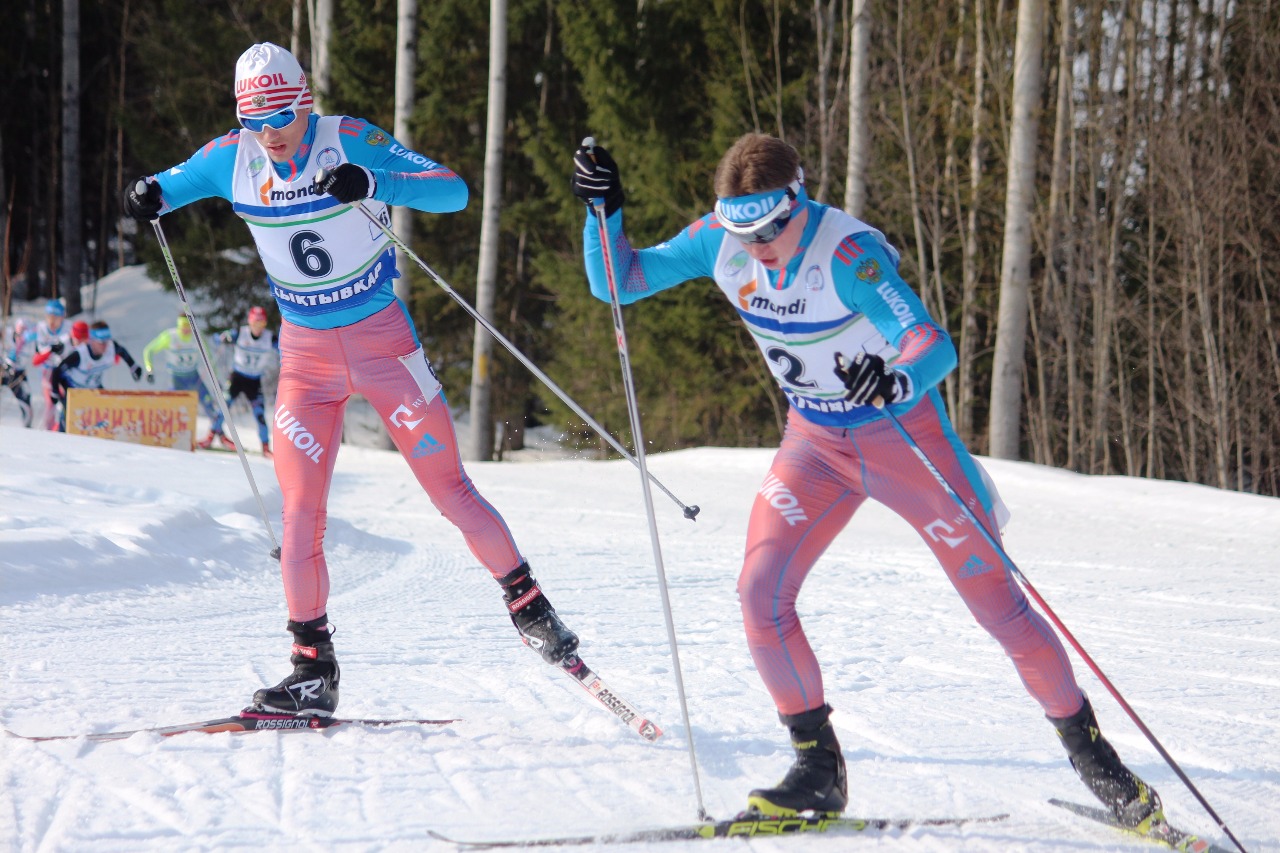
[66,389,198,451]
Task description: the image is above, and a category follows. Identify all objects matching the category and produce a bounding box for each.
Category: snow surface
[2,268,1277,852]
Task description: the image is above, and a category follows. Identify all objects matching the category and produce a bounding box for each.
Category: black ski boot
[747,704,848,817]
[500,565,579,665]
[1051,696,1163,828]
[248,615,341,716]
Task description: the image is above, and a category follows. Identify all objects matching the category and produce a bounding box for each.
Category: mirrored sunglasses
[724,211,793,245]
[239,108,299,133]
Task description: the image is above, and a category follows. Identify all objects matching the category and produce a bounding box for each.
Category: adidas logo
[411,433,445,458]
[956,555,994,579]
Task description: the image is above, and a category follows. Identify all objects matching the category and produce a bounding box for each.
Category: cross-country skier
[572,133,1163,831]
[32,299,72,430]
[51,320,145,431]
[143,315,218,421]
[120,42,579,717]
[2,317,36,427]
[203,305,279,456]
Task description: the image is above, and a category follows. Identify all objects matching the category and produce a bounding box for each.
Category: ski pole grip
[581,137,606,212]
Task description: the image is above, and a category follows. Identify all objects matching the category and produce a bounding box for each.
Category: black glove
[572,139,624,216]
[122,178,163,222]
[131,364,144,382]
[146,371,156,384]
[834,352,909,407]
[315,164,376,203]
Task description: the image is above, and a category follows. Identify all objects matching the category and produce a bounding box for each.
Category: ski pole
[335,184,699,521]
[146,202,282,561]
[585,136,710,822]
[868,391,1246,853]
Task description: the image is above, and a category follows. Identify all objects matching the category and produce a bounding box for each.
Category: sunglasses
[239,108,299,133]
[725,210,793,245]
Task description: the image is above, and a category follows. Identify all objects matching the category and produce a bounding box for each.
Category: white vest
[164,332,202,375]
[231,116,394,319]
[229,326,277,378]
[710,207,901,417]
[62,342,117,389]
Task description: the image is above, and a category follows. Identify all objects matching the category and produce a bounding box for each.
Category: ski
[1050,799,1233,853]
[427,812,1009,848]
[558,653,662,742]
[4,713,457,743]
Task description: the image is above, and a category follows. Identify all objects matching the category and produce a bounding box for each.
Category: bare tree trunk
[988,0,1044,459]
[392,0,416,308]
[309,0,333,112]
[810,0,846,203]
[290,0,303,56]
[1041,0,1072,466]
[959,0,986,444]
[894,0,932,316]
[60,0,83,316]
[468,0,508,462]
[844,0,870,216]
[114,0,129,275]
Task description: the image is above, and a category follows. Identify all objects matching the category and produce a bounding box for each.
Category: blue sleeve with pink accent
[337,118,468,213]
[581,209,721,304]
[830,233,956,394]
[150,132,241,211]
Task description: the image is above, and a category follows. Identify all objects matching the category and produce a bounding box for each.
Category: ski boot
[500,564,579,664]
[219,432,237,451]
[747,704,848,817]
[1051,696,1163,829]
[197,430,218,449]
[247,615,340,716]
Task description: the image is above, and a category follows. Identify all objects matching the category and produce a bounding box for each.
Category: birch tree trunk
[392,0,416,307]
[844,0,870,217]
[988,0,1044,459]
[468,0,508,461]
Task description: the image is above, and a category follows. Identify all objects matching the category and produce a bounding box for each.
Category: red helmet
[71,320,91,342]
[248,306,268,323]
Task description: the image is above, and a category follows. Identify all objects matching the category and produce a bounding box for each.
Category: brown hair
[714,133,801,197]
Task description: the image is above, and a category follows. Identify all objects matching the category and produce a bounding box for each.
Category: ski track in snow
[2,268,1278,852]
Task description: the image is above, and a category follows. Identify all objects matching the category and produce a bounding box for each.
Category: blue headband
[714,168,807,235]
[90,327,112,341]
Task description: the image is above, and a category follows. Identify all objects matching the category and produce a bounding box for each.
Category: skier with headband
[205,305,279,456]
[572,133,1162,830]
[120,42,580,717]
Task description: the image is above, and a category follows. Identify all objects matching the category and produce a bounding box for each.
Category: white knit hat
[234,42,313,119]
